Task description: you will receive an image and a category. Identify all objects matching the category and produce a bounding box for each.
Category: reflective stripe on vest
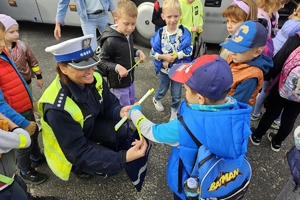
[38,72,103,180]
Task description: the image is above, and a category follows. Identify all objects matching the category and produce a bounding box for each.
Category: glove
[25,121,36,136]
[129,105,142,116]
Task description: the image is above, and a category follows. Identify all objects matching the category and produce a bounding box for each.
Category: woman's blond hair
[162,0,181,13]
[256,0,287,17]
[222,0,258,21]
[289,4,300,20]
[0,22,5,32]
[115,0,138,18]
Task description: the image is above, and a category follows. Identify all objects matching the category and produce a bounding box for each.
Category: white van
[0,0,297,47]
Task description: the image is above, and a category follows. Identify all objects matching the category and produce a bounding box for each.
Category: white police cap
[45,34,100,70]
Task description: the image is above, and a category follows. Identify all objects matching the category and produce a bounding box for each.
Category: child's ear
[252,47,263,58]
[198,94,205,105]
[114,17,118,24]
[161,13,165,20]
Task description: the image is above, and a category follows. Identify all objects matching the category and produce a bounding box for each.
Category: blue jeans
[275,176,300,200]
[154,72,182,110]
[253,80,282,121]
[80,12,110,51]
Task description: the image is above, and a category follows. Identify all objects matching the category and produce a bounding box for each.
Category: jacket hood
[247,53,273,74]
[180,99,252,164]
[99,24,126,47]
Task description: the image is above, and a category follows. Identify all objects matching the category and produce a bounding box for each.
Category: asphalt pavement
[19,21,299,200]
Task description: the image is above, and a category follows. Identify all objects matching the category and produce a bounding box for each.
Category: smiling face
[60,65,96,86]
[5,24,19,43]
[161,8,181,32]
[115,14,137,35]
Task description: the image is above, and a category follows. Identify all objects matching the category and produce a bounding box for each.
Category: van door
[0,0,42,22]
[37,0,81,26]
[202,0,231,43]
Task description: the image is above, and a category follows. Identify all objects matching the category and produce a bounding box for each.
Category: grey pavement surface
[19,21,299,200]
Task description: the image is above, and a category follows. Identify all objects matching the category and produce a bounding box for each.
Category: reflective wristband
[31,66,40,72]
[136,116,147,140]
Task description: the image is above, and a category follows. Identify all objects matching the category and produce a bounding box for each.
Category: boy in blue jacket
[129,54,252,199]
[150,0,193,121]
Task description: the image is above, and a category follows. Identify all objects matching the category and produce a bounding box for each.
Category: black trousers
[16,110,42,172]
[0,175,33,200]
[253,86,300,144]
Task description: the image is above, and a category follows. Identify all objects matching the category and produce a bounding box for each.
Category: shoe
[249,127,261,146]
[20,169,48,185]
[271,120,281,130]
[268,132,281,152]
[73,171,91,180]
[169,109,178,121]
[153,97,164,112]
[33,196,59,200]
[31,153,46,168]
[251,112,262,121]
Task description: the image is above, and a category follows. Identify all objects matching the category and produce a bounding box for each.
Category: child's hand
[164,54,175,63]
[37,79,44,89]
[138,51,146,63]
[163,61,169,69]
[116,65,128,77]
[25,121,36,136]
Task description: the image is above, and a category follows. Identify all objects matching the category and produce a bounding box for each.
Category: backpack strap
[177,116,203,194]
[178,116,202,148]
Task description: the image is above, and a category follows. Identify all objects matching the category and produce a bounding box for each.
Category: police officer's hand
[120,105,132,118]
[126,138,148,162]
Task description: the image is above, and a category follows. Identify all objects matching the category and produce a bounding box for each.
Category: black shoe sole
[21,175,48,185]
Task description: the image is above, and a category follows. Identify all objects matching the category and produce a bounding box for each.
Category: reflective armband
[18,135,27,148]
[136,116,147,140]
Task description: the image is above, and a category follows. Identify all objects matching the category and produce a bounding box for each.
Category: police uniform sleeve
[44,106,126,174]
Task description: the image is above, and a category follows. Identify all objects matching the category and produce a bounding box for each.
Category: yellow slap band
[32,66,40,72]
[18,135,27,148]
[136,116,147,140]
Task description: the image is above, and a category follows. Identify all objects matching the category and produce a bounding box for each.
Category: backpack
[278,45,300,102]
[178,117,252,200]
[192,33,207,60]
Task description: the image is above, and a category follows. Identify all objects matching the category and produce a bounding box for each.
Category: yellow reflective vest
[37,72,103,180]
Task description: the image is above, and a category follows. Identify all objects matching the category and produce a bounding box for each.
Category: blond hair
[222,0,258,21]
[162,0,181,13]
[256,0,286,17]
[0,22,5,32]
[115,0,138,18]
[289,4,300,21]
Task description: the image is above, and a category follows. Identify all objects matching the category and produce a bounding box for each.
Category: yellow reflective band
[31,66,40,72]
[0,174,14,185]
[136,116,147,140]
[18,135,27,148]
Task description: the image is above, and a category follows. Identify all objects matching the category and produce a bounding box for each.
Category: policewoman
[38,34,147,181]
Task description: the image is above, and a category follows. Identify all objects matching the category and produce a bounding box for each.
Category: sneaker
[251,112,262,121]
[169,109,178,121]
[73,171,92,180]
[267,132,281,152]
[20,169,48,185]
[153,97,164,111]
[33,196,59,200]
[271,120,281,130]
[31,153,46,168]
[249,127,261,146]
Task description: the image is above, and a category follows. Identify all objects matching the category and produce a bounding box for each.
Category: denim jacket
[56,0,115,25]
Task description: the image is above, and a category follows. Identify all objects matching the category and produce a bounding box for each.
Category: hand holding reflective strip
[114,88,154,131]
[127,60,141,72]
